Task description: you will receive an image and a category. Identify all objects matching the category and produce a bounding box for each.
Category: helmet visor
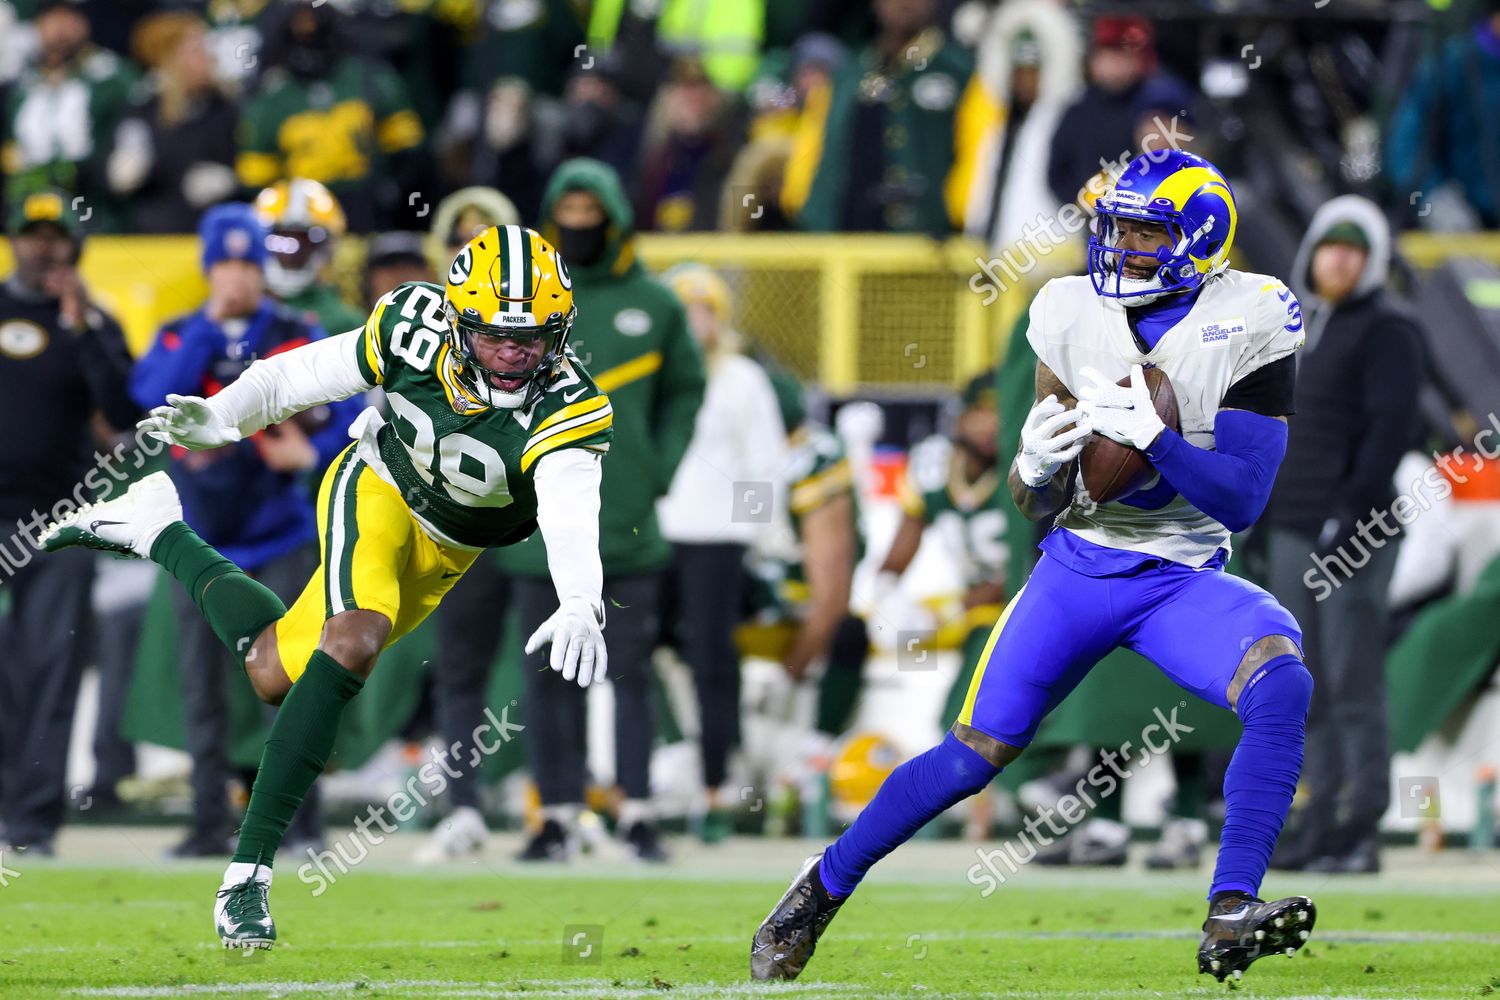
[449,306,571,393]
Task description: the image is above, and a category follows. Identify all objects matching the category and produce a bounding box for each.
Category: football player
[42,226,613,950]
[753,150,1317,983]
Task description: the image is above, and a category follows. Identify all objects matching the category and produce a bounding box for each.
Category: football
[1078,365,1180,503]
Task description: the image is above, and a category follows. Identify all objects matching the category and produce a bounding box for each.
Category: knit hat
[200,202,268,271]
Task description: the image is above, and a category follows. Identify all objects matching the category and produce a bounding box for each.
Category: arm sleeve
[534,447,605,614]
[1222,352,1296,417]
[650,300,707,494]
[204,330,376,439]
[1142,409,1289,534]
[1331,320,1425,519]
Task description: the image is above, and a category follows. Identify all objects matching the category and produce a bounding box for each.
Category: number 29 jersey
[349,281,613,550]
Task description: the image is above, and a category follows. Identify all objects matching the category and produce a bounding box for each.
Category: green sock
[151,522,287,669]
[233,650,364,866]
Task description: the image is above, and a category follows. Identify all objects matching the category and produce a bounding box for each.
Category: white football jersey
[1026,270,1305,566]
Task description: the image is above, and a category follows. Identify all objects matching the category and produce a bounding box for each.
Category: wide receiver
[752,150,1317,982]
[43,226,613,949]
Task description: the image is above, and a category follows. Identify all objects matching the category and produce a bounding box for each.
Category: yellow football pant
[274,446,478,681]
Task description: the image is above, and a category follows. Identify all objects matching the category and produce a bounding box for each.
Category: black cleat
[623,820,668,863]
[516,818,572,862]
[1198,892,1316,981]
[750,854,844,981]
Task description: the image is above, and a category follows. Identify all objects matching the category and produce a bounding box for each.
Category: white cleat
[414,805,489,864]
[38,471,182,558]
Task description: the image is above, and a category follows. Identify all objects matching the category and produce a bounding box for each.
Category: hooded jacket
[494,158,706,577]
[1265,195,1425,537]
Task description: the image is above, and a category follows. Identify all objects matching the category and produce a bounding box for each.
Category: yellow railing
[4,231,1500,387]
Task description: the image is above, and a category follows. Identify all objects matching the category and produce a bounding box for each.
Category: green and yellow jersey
[235,60,424,191]
[898,435,1007,590]
[351,280,612,550]
[747,423,865,619]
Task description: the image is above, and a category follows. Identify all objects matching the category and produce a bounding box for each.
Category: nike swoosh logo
[441,570,463,579]
[563,385,588,403]
[89,519,125,532]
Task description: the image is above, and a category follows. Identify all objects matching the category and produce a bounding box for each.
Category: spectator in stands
[657,264,786,842]
[0,190,136,857]
[726,34,845,231]
[555,55,645,184]
[253,178,364,335]
[2,0,138,230]
[785,0,975,234]
[362,231,431,307]
[107,11,237,234]
[235,2,426,232]
[129,203,362,858]
[1265,195,1424,875]
[587,0,764,99]
[424,186,522,279]
[495,158,704,863]
[1045,16,1194,206]
[634,57,748,232]
[1386,0,1500,229]
[954,0,1081,251]
[468,78,550,225]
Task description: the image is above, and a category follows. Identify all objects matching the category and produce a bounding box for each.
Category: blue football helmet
[1087,150,1238,304]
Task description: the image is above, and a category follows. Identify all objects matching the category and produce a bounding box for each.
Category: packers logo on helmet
[1087,150,1237,304]
[443,225,577,410]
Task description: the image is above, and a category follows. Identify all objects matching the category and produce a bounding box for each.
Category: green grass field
[4,835,1499,998]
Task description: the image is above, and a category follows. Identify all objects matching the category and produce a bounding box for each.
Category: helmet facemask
[264,225,332,298]
[1087,207,1213,305]
[445,301,576,411]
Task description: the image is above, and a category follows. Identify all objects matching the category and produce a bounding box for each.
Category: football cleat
[622,819,668,863]
[1144,817,1208,870]
[750,854,844,981]
[414,805,488,865]
[1198,892,1316,981]
[516,818,574,862]
[215,864,275,950]
[39,471,182,559]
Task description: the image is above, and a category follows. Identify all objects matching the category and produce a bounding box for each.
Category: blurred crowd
[2,0,1500,870]
[1,0,1499,241]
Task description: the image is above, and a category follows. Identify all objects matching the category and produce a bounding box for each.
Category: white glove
[1076,364,1165,451]
[525,597,607,687]
[1015,394,1092,487]
[868,571,934,651]
[137,394,243,449]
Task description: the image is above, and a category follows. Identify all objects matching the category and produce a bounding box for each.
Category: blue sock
[1210,655,1312,898]
[821,732,1000,896]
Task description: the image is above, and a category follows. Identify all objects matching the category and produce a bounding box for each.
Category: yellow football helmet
[828,732,903,814]
[254,178,347,297]
[444,224,577,410]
